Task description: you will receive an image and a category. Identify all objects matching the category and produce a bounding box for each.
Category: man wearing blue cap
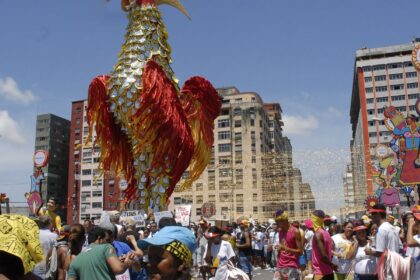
[137,226,197,280]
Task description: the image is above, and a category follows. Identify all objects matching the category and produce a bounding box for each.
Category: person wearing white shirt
[205,226,236,280]
[350,224,377,280]
[365,204,400,280]
[33,215,58,279]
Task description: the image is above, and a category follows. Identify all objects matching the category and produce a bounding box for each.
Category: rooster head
[121,0,190,19]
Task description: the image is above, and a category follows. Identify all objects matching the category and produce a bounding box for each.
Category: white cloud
[326,106,343,117]
[282,114,319,135]
[0,110,26,144]
[0,77,36,105]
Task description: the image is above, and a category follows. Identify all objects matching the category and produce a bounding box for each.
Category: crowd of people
[0,203,419,280]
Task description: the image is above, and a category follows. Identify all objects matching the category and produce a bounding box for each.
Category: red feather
[131,60,194,199]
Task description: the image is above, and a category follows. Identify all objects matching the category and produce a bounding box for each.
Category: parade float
[87,0,221,212]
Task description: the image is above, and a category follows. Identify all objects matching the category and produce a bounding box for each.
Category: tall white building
[350,38,420,211]
[170,87,315,222]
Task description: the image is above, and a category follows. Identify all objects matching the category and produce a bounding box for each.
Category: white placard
[174,205,191,226]
[153,211,173,225]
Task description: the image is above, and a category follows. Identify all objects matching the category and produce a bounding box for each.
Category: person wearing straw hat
[236,219,253,279]
[137,226,197,280]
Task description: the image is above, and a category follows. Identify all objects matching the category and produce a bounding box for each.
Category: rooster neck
[107,4,179,148]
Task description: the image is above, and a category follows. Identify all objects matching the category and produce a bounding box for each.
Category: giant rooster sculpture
[87,0,221,211]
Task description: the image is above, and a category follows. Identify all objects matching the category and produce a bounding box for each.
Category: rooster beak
[156,0,191,19]
[121,0,131,11]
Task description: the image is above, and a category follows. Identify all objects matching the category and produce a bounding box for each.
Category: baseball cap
[137,226,196,255]
[312,210,326,219]
[411,205,420,220]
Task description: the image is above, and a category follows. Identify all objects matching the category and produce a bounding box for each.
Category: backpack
[45,241,68,280]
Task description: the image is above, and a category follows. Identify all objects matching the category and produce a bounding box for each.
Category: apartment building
[350,38,420,210]
[170,87,315,222]
[34,114,70,222]
[67,100,119,224]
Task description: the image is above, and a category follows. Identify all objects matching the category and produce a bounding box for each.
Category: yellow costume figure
[39,198,62,231]
[0,214,44,274]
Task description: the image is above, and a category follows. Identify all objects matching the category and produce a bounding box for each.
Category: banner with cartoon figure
[26,150,48,216]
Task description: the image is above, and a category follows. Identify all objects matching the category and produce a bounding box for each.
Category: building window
[407,82,418,89]
[406,72,417,78]
[219,168,232,177]
[218,119,230,128]
[376,97,388,103]
[375,86,387,92]
[208,195,215,202]
[388,63,402,69]
[236,207,244,213]
[196,208,202,216]
[390,84,404,91]
[236,194,243,202]
[404,61,413,67]
[196,183,203,191]
[389,73,403,80]
[369,132,377,137]
[218,131,231,140]
[82,169,92,175]
[372,64,386,71]
[218,144,231,153]
[219,156,231,165]
[196,195,203,204]
[92,191,102,197]
[391,95,405,101]
[233,108,242,115]
[365,87,373,93]
[364,77,372,83]
[253,193,258,200]
[377,108,384,114]
[235,144,242,152]
[82,180,91,187]
[375,75,386,82]
[92,202,102,208]
[253,206,258,213]
[219,193,232,202]
[409,93,420,100]
[235,120,242,128]
[362,66,372,71]
[174,197,182,205]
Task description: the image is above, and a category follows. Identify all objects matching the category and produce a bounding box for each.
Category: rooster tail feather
[87,76,137,203]
[180,76,222,191]
[131,60,194,205]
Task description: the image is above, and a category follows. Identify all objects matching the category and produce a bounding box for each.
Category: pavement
[192,267,276,280]
[252,267,276,279]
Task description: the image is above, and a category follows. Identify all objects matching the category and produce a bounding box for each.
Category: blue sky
[0,1,419,212]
